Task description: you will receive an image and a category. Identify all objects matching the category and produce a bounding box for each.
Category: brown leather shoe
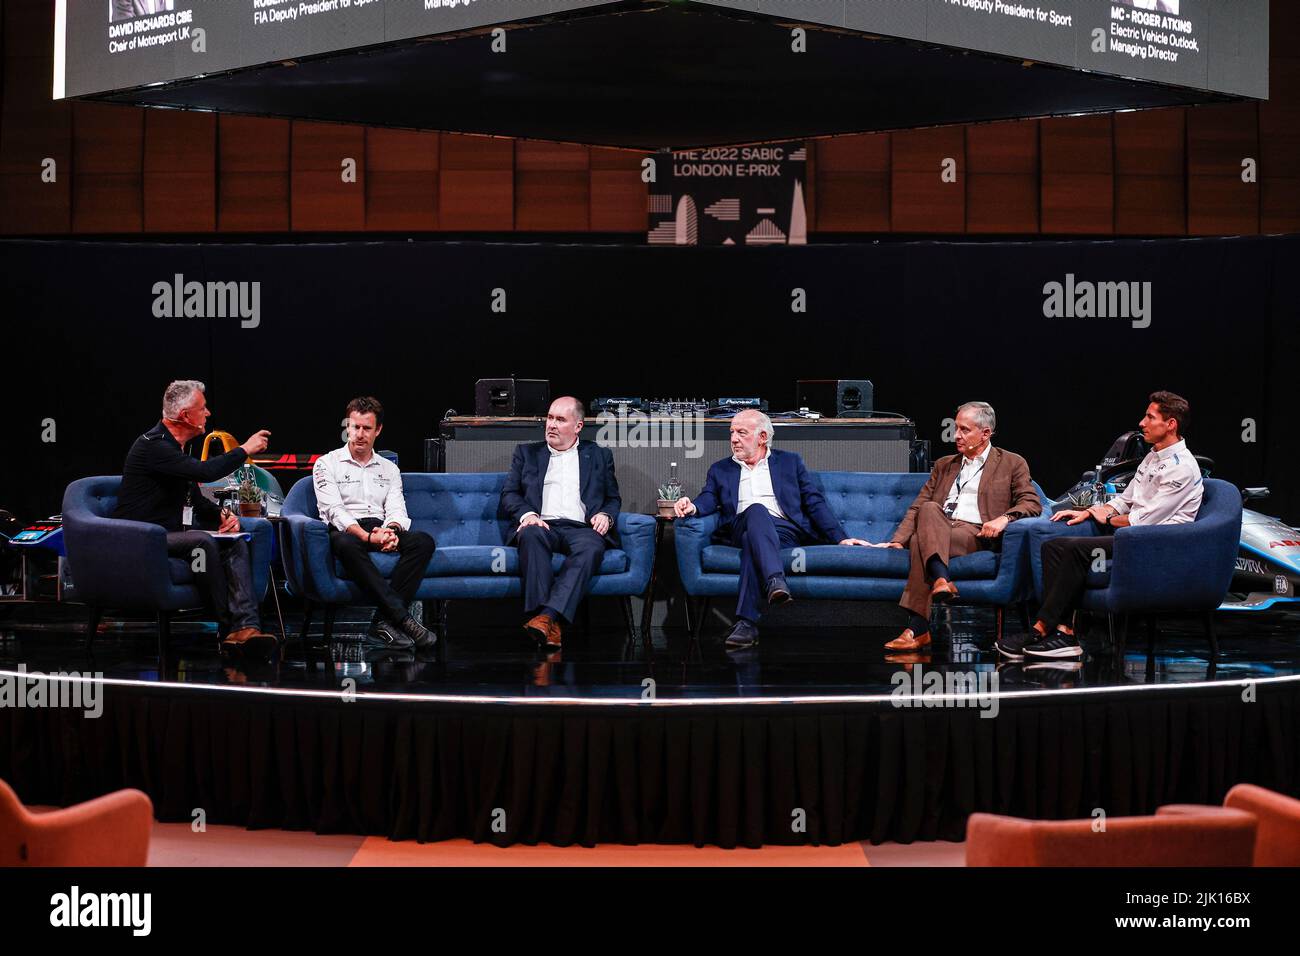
[222,626,279,661]
[884,628,932,651]
[524,613,562,649]
[930,578,960,602]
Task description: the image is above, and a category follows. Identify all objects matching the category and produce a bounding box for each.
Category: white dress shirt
[538,442,586,523]
[736,449,788,520]
[1108,439,1203,526]
[312,445,410,533]
[944,444,991,525]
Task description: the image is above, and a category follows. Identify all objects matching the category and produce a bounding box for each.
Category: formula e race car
[1058,431,1300,615]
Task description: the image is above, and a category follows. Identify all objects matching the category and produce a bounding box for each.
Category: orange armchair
[966,807,1257,867]
[0,778,153,867]
[1223,784,1300,866]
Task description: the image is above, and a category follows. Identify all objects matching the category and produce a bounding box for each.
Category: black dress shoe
[724,619,760,649]
[766,574,792,606]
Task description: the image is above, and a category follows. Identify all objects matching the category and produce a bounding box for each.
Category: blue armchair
[61,476,274,652]
[674,471,1053,642]
[1024,477,1242,657]
[280,473,656,644]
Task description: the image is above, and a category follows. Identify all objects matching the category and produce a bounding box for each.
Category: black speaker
[474,378,550,417]
[795,379,874,418]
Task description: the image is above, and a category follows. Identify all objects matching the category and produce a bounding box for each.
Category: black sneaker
[1024,660,1083,689]
[766,574,792,607]
[367,617,416,650]
[995,633,1031,661]
[1023,630,1083,660]
[724,619,760,649]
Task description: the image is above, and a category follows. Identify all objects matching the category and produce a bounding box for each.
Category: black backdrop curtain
[3,234,1297,523]
[3,682,1297,846]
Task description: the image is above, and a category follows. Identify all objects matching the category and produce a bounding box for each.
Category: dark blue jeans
[166,531,259,634]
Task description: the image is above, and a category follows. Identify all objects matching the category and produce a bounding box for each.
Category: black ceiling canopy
[90,1,1247,150]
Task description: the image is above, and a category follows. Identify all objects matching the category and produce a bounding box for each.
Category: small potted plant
[657,462,684,518]
[237,472,264,517]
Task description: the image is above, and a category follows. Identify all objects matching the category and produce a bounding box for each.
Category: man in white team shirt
[1001,391,1203,661]
[313,396,436,651]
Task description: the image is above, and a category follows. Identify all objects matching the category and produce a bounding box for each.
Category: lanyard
[948,458,986,501]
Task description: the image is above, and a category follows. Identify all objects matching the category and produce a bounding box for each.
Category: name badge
[182,505,193,528]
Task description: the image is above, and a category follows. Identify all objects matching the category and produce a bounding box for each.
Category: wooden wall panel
[589,146,647,232]
[1114,108,1186,235]
[1187,103,1260,235]
[217,115,290,232]
[1259,53,1300,233]
[1040,115,1114,234]
[1,0,1297,239]
[71,102,143,233]
[0,55,71,233]
[966,119,1038,233]
[813,133,890,232]
[365,127,439,231]
[439,133,513,230]
[143,109,216,233]
[291,121,365,231]
[515,140,589,232]
[891,126,965,233]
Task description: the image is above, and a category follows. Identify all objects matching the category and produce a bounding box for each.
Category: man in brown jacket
[873,401,1042,651]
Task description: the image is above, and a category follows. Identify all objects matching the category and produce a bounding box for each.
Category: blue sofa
[280,473,657,643]
[62,476,274,651]
[674,471,1053,641]
[1023,477,1242,657]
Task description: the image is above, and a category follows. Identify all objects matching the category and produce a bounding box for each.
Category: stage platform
[2,606,1298,848]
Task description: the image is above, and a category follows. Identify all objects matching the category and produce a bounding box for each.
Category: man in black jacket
[114,380,275,660]
[500,397,620,649]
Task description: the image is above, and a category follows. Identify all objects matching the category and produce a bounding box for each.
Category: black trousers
[1037,534,1114,632]
[517,518,607,624]
[329,518,436,624]
[165,531,259,635]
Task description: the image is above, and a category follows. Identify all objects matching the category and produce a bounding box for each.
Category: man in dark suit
[501,396,621,649]
[871,401,1041,652]
[674,410,870,649]
[112,0,173,22]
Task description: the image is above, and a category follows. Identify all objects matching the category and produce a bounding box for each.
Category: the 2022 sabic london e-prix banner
[647,143,808,247]
[55,0,1266,101]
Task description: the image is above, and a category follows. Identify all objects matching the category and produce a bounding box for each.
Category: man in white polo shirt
[1005,391,1203,661]
[313,396,436,651]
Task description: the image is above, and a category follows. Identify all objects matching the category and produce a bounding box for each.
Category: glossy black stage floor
[2,604,1299,847]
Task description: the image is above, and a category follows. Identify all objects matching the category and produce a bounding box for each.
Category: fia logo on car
[1276,576,1290,596]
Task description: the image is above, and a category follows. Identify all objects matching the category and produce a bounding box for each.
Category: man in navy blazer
[675,410,869,648]
[501,396,621,649]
